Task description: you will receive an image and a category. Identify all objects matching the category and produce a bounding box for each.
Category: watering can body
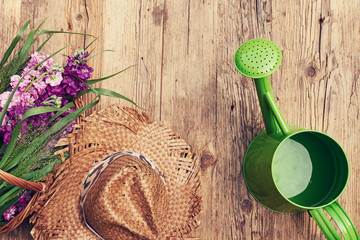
[244,126,306,213]
[244,126,349,214]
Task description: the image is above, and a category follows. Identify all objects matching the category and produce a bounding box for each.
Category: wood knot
[241,199,253,214]
[200,152,216,169]
[306,67,316,77]
[152,6,168,26]
[76,14,83,20]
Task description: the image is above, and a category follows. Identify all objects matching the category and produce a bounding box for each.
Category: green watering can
[234,38,359,240]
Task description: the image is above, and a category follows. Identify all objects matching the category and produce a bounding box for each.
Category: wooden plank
[159,1,217,239]
[0,0,360,239]
[0,1,34,238]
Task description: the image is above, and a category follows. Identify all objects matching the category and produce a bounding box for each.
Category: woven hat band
[80,152,167,239]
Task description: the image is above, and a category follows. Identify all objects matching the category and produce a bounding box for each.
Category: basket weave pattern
[30,105,201,239]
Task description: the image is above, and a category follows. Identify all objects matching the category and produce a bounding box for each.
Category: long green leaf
[86,65,134,85]
[36,33,54,52]
[0,21,30,69]
[0,106,60,169]
[36,29,94,39]
[87,50,115,60]
[0,186,20,205]
[0,28,36,93]
[16,28,36,65]
[44,102,75,129]
[78,88,138,107]
[34,17,48,34]
[19,159,59,181]
[84,35,101,50]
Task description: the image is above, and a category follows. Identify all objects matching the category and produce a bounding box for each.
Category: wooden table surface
[1,0,360,239]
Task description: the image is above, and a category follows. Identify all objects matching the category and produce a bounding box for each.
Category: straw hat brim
[30,105,201,239]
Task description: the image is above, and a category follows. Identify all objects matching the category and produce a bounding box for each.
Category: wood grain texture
[0,0,359,239]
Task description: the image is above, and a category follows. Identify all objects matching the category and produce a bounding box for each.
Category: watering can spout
[234,38,291,136]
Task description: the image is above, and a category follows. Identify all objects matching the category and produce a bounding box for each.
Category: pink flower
[10,75,21,88]
[0,91,11,108]
[28,51,54,71]
[1,114,9,126]
[33,78,47,94]
[10,75,32,91]
[12,91,32,107]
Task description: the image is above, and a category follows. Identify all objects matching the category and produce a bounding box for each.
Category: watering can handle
[309,201,360,240]
[254,77,291,136]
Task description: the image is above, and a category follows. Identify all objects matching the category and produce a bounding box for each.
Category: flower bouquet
[0,20,135,233]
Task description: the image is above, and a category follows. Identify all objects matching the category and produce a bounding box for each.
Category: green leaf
[0,188,22,223]
[0,27,36,93]
[87,49,115,60]
[0,20,30,69]
[84,35,101,50]
[36,29,95,39]
[16,28,37,66]
[0,106,61,169]
[86,65,134,85]
[36,33,54,52]
[78,88,139,107]
[20,158,60,181]
[44,102,75,130]
[0,186,20,206]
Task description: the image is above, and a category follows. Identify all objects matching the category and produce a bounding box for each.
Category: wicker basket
[0,172,44,234]
[0,98,83,234]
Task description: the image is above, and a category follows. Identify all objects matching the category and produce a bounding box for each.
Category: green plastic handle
[254,77,291,136]
[309,202,360,240]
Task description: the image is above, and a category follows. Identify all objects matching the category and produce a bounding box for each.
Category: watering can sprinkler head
[234,38,282,79]
[234,39,290,136]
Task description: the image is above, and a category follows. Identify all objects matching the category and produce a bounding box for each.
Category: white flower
[45,72,63,86]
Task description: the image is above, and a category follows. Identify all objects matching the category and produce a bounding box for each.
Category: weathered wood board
[0,0,359,239]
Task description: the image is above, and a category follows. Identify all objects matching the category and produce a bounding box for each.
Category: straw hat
[30,105,201,239]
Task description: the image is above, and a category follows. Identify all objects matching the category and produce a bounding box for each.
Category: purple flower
[3,206,16,221]
[2,191,33,222]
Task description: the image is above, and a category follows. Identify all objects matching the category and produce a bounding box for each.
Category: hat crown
[82,153,168,239]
